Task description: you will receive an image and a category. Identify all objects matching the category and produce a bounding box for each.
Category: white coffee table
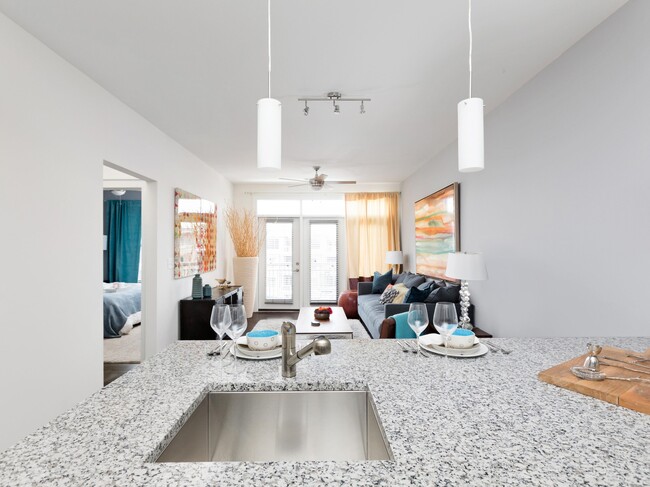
[295,306,354,339]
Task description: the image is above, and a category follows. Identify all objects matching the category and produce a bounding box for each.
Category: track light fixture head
[298,91,370,116]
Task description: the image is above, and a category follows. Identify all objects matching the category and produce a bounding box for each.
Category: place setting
[403,302,490,360]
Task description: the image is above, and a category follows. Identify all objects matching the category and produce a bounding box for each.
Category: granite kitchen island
[1,337,649,486]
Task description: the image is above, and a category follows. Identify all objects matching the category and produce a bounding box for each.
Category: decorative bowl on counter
[314,306,333,321]
[448,329,476,349]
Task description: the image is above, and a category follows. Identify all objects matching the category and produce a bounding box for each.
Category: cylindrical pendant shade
[257,97,282,169]
[457,97,484,172]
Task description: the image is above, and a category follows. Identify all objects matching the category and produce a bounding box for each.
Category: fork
[402,340,429,358]
[397,340,412,353]
[485,341,512,354]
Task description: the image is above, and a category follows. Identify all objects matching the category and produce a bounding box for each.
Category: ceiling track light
[298,92,371,115]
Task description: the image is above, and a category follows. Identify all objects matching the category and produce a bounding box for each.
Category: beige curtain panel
[345,192,401,279]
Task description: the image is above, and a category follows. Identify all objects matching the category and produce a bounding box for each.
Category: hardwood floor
[103,310,299,386]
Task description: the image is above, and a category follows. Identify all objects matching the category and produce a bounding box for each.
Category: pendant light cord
[468,0,473,99]
[267,0,272,99]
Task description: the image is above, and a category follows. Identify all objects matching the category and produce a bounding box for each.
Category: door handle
[293,269,300,273]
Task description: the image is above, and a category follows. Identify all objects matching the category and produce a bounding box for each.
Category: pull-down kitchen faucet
[281,322,331,378]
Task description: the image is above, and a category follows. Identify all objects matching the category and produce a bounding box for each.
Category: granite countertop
[1,336,649,486]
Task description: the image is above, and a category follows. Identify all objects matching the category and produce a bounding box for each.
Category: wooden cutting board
[538,346,650,415]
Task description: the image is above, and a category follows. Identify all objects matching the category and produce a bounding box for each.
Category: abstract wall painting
[414,183,460,279]
[174,188,217,279]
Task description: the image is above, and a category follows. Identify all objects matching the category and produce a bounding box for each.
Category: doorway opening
[102,163,156,385]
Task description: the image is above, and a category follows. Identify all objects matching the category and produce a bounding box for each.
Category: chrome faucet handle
[281,321,331,378]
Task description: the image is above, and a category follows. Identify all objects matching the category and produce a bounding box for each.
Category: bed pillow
[393,312,416,339]
[372,269,393,294]
[379,284,399,304]
[404,285,432,304]
[424,284,461,304]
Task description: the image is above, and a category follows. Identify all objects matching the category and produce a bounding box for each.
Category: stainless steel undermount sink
[156,391,393,462]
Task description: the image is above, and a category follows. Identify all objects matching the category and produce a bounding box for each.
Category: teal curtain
[105,200,142,283]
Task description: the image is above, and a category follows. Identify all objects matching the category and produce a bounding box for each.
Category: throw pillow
[402,274,426,288]
[372,269,393,294]
[424,285,460,304]
[379,284,399,304]
[394,312,416,339]
[391,283,410,304]
[417,278,435,291]
[394,272,407,284]
[404,285,432,304]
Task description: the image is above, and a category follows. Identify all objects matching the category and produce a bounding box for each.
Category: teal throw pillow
[404,285,432,304]
[393,312,416,339]
[372,269,393,294]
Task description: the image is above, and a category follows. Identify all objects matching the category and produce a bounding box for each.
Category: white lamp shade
[445,252,488,281]
[386,251,404,265]
[257,98,282,169]
[458,97,484,172]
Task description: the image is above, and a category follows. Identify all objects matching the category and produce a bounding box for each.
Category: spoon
[570,366,650,384]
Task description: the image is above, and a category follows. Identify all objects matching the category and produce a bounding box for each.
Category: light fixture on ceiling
[298,92,370,116]
[257,0,281,169]
[111,189,126,196]
[457,0,484,173]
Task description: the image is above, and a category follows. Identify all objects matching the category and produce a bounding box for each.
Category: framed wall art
[174,188,217,279]
[414,183,460,279]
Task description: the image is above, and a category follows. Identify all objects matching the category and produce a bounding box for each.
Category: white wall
[0,12,232,451]
[401,0,650,338]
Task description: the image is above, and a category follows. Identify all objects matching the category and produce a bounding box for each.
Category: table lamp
[386,251,404,273]
[445,252,488,330]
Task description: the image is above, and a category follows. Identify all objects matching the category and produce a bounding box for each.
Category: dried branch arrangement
[224,207,265,257]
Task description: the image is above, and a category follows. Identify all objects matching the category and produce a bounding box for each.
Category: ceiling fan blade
[279,178,308,182]
[328,181,357,184]
[288,183,309,187]
[320,173,328,180]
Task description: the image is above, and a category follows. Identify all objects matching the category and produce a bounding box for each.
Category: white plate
[230,337,282,360]
[418,334,488,358]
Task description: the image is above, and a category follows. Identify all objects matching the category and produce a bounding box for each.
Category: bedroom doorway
[102,163,153,381]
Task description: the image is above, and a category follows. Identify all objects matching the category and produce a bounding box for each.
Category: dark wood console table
[179,286,243,340]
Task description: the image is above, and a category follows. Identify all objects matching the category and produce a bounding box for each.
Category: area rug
[254,318,370,339]
[103,325,141,363]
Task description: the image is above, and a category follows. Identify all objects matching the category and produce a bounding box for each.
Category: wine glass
[210,304,230,363]
[407,303,429,357]
[226,304,248,375]
[433,302,459,363]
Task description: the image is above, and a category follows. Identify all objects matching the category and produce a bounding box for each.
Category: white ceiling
[0,0,626,184]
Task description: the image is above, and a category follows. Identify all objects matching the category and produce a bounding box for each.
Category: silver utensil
[401,340,418,354]
[207,343,226,357]
[485,341,512,354]
[600,360,650,376]
[571,366,650,384]
[600,356,650,372]
[397,341,412,353]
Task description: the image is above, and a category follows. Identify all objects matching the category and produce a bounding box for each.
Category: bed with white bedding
[103,283,141,338]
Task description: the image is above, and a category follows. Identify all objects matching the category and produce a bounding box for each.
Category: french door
[259,218,343,309]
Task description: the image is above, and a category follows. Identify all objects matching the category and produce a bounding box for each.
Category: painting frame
[174,188,218,279]
[414,183,460,279]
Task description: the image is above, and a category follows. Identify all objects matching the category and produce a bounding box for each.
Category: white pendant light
[458,0,484,173]
[257,0,281,169]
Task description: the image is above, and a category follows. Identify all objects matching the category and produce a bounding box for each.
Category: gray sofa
[357,281,474,339]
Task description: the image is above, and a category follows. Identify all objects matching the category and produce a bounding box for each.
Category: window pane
[302,199,345,217]
[257,200,300,216]
[265,221,293,303]
[310,222,338,303]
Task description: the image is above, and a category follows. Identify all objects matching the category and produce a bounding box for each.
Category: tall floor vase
[232,256,258,318]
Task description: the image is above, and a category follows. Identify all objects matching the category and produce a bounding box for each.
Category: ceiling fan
[280,166,356,191]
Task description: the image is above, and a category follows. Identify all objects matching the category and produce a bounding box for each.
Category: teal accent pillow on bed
[393,312,416,339]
